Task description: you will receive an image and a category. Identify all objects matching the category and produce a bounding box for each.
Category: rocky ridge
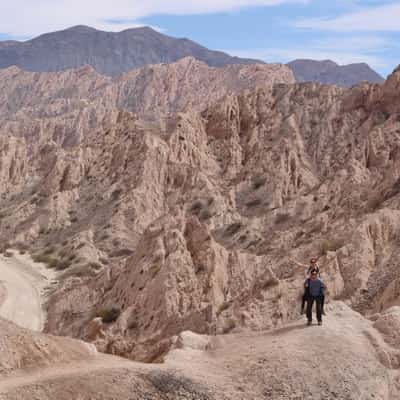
[287,58,384,87]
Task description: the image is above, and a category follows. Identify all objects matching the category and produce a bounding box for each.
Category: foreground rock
[2,303,400,399]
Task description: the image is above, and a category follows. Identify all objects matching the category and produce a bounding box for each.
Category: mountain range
[287,58,384,86]
[0,25,385,87]
[0,25,260,76]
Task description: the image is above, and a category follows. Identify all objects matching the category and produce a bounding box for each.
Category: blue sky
[0,0,399,76]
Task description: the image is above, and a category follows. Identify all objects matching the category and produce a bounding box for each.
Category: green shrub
[33,253,70,270]
[217,302,231,315]
[32,254,55,265]
[43,246,55,255]
[222,318,236,334]
[96,307,121,324]
[320,239,345,255]
[51,259,71,271]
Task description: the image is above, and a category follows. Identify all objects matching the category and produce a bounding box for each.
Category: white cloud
[296,2,400,31]
[0,0,307,38]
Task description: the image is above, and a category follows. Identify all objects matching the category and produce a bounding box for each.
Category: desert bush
[51,259,71,271]
[96,307,121,324]
[33,253,70,270]
[217,301,231,315]
[199,209,213,221]
[128,320,139,330]
[68,253,77,261]
[101,233,110,240]
[60,264,96,279]
[252,176,266,190]
[110,248,134,258]
[43,246,55,255]
[3,250,13,258]
[189,200,203,216]
[86,262,103,271]
[111,188,123,200]
[149,264,162,278]
[222,318,236,334]
[367,194,383,211]
[246,199,262,208]
[225,222,242,236]
[32,253,55,265]
[320,238,345,255]
[275,213,290,224]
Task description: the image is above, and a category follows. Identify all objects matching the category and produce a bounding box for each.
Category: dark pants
[302,291,324,312]
[306,296,323,322]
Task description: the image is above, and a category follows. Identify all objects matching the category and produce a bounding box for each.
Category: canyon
[0,50,400,398]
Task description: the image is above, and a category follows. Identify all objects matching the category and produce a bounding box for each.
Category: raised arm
[288,257,308,269]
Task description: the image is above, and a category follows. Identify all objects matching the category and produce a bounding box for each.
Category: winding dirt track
[0,252,50,331]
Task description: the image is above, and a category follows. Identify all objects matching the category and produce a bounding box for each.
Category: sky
[0,0,399,76]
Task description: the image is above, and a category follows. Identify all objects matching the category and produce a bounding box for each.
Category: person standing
[289,257,325,315]
[305,269,326,326]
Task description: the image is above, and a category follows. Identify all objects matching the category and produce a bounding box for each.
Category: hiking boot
[318,321,322,326]
[307,320,312,326]
[300,307,305,315]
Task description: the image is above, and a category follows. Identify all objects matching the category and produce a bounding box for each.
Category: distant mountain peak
[287,59,384,87]
[66,25,99,32]
[0,25,262,76]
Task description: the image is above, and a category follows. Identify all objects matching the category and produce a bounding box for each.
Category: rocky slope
[0,25,262,76]
[3,302,400,399]
[1,53,400,369]
[287,58,384,86]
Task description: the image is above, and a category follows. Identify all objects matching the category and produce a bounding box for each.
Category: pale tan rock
[2,58,400,365]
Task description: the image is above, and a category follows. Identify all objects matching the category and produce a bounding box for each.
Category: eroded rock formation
[1,57,400,367]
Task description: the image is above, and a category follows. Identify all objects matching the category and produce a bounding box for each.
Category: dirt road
[0,251,54,331]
